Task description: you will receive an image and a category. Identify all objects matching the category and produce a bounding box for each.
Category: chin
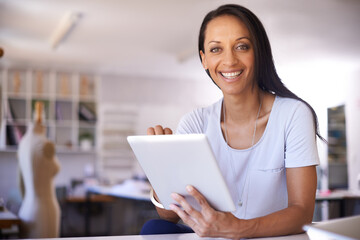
[218,82,248,96]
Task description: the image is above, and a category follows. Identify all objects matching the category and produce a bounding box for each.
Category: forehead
[205,15,250,41]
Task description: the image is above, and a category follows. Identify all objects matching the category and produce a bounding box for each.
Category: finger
[154,125,165,135]
[147,127,155,135]
[186,185,213,213]
[164,128,173,135]
[171,193,203,221]
[169,204,198,229]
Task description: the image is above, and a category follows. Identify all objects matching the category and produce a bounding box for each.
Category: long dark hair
[198,4,325,142]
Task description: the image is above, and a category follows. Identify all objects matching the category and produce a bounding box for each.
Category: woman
[142,4,322,239]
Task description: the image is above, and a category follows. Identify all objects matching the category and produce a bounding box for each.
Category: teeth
[221,71,242,78]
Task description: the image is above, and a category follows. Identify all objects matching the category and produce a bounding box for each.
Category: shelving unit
[0,68,99,153]
[327,104,348,189]
[97,104,138,183]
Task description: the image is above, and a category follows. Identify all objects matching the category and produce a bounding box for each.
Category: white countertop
[20,233,309,240]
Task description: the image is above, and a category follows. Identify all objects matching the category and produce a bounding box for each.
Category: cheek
[205,57,220,72]
[206,61,219,81]
[243,53,255,68]
[246,57,255,68]
[247,57,255,76]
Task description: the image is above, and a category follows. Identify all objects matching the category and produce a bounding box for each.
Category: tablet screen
[127,134,236,212]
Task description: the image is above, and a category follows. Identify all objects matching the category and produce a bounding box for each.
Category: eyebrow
[207,37,250,45]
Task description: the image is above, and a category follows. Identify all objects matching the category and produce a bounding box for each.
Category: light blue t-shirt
[176,96,320,219]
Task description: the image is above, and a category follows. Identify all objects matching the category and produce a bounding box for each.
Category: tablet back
[127,134,236,212]
[304,215,360,240]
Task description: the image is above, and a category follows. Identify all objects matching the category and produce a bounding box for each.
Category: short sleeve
[284,102,320,168]
[176,108,205,134]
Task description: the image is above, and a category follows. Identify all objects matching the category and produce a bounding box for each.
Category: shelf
[97,104,138,184]
[56,72,73,98]
[6,69,27,95]
[0,147,96,155]
[78,102,97,123]
[6,94,27,99]
[327,104,348,188]
[7,98,27,120]
[0,68,99,153]
[31,70,51,97]
[55,101,73,121]
[5,124,26,146]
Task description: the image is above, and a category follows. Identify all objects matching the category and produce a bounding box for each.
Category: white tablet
[127,134,236,212]
[304,215,360,240]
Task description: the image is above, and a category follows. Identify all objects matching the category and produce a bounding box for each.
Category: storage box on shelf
[0,68,99,153]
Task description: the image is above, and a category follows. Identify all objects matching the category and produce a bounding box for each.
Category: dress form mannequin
[18,102,61,238]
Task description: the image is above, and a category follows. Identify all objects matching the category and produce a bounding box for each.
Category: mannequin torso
[18,123,60,238]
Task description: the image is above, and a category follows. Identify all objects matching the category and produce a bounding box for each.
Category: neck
[33,122,45,135]
[223,88,262,123]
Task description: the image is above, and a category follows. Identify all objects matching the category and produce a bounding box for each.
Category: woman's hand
[170,185,241,239]
[147,125,173,135]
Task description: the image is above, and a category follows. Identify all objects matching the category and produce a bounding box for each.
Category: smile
[220,70,243,80]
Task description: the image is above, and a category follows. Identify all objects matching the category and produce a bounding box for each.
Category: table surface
[0,209,21,229]
[88,181,360,202]
[87,179,151,201]
[17,232,310,240]
[316,189,360,200]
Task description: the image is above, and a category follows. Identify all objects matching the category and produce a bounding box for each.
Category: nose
[222,49,238,66]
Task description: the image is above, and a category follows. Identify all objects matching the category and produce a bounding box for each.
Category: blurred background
[0,0,359,237]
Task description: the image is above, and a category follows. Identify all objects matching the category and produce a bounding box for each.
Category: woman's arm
[170,165,317,239]
[152,187,180,223]
[147,125,180,223]
[242,165,317,238]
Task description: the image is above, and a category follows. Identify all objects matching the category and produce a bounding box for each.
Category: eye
[236,43,249,51]
[210,47,221,53]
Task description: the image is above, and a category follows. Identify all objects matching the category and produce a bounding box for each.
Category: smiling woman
[142,4,324,239]
[200,15,255,97]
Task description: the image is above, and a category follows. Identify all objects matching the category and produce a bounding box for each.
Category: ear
[200,50,208,70]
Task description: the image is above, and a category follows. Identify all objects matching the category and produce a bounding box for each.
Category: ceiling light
[49,11,81,49]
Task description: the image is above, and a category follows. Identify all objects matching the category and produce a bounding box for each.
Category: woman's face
[200,15,255,96]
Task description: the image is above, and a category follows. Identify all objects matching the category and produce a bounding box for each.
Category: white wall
[345,75,360,193]
[100,73,222,133]
[278,58,360,190]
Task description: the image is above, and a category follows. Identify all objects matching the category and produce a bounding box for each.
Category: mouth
[220,70,243,80]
